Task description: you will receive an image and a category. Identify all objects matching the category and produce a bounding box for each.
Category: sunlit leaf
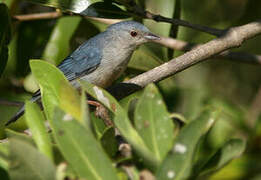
[25,0,101,13]
[157,109,219,180]
[81,81,160,168]
[134,84,174,160]
[51,107,118,180]
[25,101,53,160]
[24,0,129,18]
[30,60,67,120]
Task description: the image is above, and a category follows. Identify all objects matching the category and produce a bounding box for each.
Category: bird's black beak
[144,32,161,41]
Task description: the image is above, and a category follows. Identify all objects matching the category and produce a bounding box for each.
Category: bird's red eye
[130,31,138,37]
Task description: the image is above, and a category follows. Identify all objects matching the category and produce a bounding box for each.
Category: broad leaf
[51,107,118,180]
[24,0,129,18]
[157,109,219,180]
[198,139,246,177]
[42,16,81,65]
[30,60,67,120]
[0,3,11,76]
[81,81,160,168]
[8,138,56,180]
[100,127,118,157]
[0,142,9,171]
[25,101,53,160]
[128,46,162,71]
[134,84,174,160]
[25,0,101,13]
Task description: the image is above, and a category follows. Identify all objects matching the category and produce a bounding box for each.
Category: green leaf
[25,101,53,160]
[42,16,81,65]
[24,0,129,18]
[128,46,162,71]
[0,3,11,77]
[0,142,9,171]
[80,2,130,18]
[30,60,88,126]
[81,81,160,168]
[51,107,118,180]
[100,127,118,157]
[90,112,107,138]
[6,129,35,146]
[198,139,246,176]
[144,0,176,61]
[134,84,174,160]
[30,60,67,120]
[24,0,100,13]
[8,138,56,180]
[157,109,219,180]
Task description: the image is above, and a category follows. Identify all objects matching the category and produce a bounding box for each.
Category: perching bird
[6,20,160,125]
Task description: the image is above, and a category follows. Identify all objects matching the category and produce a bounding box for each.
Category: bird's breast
[72,47,134,88]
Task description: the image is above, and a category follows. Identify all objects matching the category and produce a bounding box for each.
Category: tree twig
[13,11,62,21]
[157,36,261,65]
[125,20,261,87]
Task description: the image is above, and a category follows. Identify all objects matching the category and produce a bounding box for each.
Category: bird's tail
[5,105,25,126]
[5,95,41,126]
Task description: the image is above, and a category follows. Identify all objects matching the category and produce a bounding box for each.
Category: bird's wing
[58,45,102,81]
[32,45,102,98]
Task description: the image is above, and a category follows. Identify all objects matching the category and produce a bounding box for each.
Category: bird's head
[106,21,160,47]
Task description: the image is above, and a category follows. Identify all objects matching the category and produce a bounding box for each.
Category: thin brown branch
[157,36,261,65]
[12,12,261,66]
[13,11,62,21]
[125,20,261,87]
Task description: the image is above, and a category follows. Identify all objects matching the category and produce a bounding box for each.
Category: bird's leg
[87,100,114,127]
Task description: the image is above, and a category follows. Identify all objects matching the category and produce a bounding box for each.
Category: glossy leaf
[198,139,246,176]
[81,81,160,168]
[0,3,11,77]
[25,0,101,13]
[157,109,219,180]
[8,138,56,180]
[30,60,67,120]
[80,2,130,18]
[24,0,129,18]
[134,84,174,160]
[51,107,118,180]
[30,60,87,126]
[25,101,53,160]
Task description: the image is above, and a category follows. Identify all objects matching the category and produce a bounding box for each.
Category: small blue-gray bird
[6,20,160,125]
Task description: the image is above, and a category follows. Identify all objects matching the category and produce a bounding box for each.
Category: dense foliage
[0,0,261,179]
